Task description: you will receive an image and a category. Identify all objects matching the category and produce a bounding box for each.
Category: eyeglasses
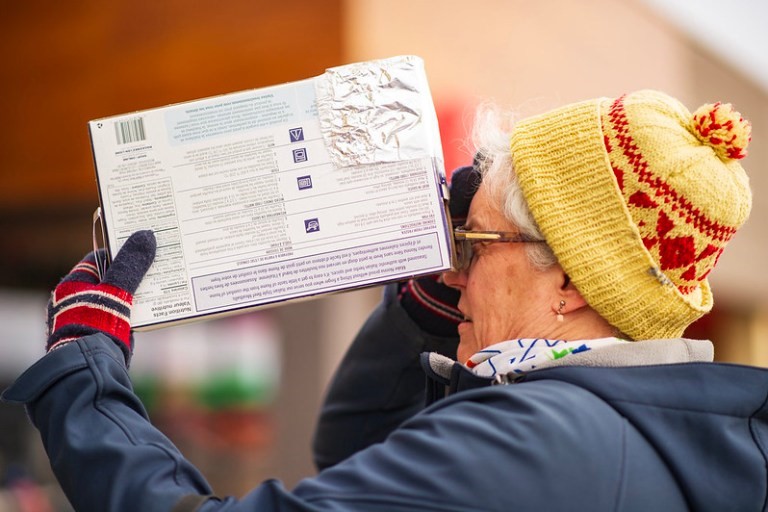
[453,226,546,270]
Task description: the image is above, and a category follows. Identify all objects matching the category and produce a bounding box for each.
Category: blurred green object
[196,371,274,410]
[132,375,160,412]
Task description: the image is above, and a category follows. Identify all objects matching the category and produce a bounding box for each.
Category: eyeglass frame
[453,226,546,270]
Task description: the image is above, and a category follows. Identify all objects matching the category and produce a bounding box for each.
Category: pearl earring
[556,300,566,322]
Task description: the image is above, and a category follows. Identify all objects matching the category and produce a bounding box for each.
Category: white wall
[342,0,768,305]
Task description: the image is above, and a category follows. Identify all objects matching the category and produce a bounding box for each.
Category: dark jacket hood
[423,352,768,511]
[538,363,768,511]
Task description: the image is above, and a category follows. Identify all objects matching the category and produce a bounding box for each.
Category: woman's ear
[557,273,588,313]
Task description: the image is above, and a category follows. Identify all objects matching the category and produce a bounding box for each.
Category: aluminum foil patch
[315,55,439,168]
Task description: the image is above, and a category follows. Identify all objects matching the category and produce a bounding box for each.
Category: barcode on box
[114,117,146,145]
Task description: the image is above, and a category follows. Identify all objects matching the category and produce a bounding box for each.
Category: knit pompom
[692,102,751,160]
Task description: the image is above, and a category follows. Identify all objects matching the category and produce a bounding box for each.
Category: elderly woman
[4,90,766,511]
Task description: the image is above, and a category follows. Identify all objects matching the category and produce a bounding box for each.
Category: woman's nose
[441,268,466,289]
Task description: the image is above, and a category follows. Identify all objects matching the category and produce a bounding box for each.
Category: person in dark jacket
[4,89,765,512]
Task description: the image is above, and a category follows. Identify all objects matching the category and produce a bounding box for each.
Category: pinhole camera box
[89,55,453,329]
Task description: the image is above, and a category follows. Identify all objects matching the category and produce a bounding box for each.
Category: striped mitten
[398,164,480,337]
[46,230,156,364]
[398,274,463,336]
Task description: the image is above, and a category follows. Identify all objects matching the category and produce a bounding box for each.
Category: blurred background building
[1,0,766,509]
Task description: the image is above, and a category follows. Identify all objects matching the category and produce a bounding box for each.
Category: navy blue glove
[399,164,481,337]
[46,230,157,364]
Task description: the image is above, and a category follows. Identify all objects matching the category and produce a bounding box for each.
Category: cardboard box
[89,55,453,329]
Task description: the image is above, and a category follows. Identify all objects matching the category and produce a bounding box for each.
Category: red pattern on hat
[604,95,735,294]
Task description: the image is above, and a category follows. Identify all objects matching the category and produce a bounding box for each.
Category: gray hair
[471,103,558,271]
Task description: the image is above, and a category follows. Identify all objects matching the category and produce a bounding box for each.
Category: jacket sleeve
[1,335,381,512]
[311,283,459,470]
[1,336,218,512]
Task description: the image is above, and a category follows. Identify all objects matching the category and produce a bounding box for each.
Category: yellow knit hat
[510,90,752,340]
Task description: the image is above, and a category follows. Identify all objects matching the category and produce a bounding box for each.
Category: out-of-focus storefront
[1,0,766,509]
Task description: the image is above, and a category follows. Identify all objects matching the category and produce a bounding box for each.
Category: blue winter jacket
[3,284,768,511]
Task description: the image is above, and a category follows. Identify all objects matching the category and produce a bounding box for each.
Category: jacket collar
[421,337,714,406]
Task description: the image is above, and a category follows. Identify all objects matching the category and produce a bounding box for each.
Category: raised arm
[311,282,460,470]
[312,165,479,469]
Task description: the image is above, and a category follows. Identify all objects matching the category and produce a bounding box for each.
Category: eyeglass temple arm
[454,232,501,241]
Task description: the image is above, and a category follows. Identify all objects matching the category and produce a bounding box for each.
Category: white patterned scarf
[466,337,628,378]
